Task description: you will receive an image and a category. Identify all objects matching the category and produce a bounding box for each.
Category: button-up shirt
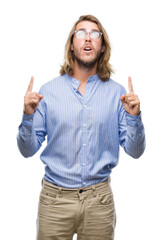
[17,74,145,188]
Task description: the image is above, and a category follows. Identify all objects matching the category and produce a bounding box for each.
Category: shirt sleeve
[17,98,47,158]
[119,104,146,159]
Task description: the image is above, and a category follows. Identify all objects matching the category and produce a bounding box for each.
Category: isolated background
[0,0,163,239]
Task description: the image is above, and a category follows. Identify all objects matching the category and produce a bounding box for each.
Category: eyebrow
[77,28,99,32]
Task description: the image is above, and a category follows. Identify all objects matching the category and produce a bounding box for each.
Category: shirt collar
[66,74,99,90]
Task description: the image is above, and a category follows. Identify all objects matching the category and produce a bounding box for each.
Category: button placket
[81,101,88,187]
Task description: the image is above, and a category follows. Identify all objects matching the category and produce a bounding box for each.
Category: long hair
[60,15,114,81]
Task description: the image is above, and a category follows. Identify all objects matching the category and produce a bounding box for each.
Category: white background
[0,0,163,239]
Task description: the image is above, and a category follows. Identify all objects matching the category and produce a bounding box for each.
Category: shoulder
[39,75,68,94]
[41,75,66,89]
[107,78,125,89]
[102,78,126,95]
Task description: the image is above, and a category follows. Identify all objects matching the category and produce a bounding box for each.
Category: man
[17,15,145,240]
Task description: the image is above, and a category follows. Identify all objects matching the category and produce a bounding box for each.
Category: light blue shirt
[17,74,145,188]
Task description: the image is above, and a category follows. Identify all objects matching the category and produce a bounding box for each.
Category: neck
[72,61,97,84]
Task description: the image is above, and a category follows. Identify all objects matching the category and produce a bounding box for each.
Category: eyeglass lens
[76,30,100,39]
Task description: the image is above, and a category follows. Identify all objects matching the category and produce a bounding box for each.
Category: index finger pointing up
[128,76,134,94]
[26,76,34,94]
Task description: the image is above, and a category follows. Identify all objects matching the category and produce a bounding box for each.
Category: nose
[85,32,91,41]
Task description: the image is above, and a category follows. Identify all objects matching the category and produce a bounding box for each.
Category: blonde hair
[60,15,113,81]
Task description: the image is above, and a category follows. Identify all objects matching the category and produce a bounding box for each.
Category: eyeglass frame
[73,29,103,40]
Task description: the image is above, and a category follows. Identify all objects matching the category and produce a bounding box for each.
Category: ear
[71,44,74,51]
[101,45,105,53]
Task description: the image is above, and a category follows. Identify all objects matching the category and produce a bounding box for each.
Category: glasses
[74,29,102,40]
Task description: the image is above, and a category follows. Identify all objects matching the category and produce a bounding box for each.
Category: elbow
[128,140,146,159]
[131,151,144,159]
[17,138,36,158]
[17,145,35,158]
[17,134,39,158]
[20,151,34,158]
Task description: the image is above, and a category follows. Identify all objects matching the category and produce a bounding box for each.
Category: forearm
[123,112,145,158]
[17,114,42,158]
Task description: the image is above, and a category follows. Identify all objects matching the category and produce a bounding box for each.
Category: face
[71,21,105,69]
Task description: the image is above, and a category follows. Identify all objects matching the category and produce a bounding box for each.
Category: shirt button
[83,123,86,127]
[83,143,86,147]
[83,182,86,185]
[82,163,86,166]
[29,119,33,122]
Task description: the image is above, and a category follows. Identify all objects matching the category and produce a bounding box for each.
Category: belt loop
[57,187,62,198]
[41,178,44,187]
[108,176,111,184]
[92,185,96,197]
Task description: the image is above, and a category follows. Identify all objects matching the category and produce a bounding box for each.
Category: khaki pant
[36,178,116,240]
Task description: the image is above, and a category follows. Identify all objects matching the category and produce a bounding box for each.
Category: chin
[82,56,95,63]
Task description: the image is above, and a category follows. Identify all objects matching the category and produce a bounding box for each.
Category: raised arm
[119,77,145,158]
[17,77,46,158]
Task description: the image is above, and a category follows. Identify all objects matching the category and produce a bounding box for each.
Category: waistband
[42,177,111,198]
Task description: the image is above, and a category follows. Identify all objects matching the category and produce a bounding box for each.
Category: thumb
[38,94,43,101]
[120,94,125,102]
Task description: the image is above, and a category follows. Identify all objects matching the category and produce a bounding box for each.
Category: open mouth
[83,46,92,52]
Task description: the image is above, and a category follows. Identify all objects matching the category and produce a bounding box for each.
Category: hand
[120,76,140,116]
[24,76,43,115]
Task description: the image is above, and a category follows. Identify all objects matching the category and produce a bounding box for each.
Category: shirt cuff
[126,112,142,127]
[22,113,35,125]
